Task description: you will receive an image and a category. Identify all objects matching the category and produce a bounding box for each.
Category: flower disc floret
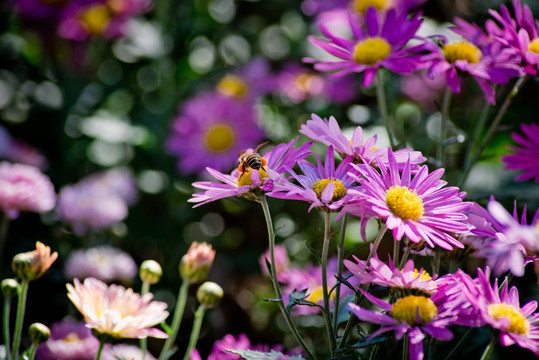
[353,0,388,14]
[78,4,111,35]
[442,41,482,64]
[353,37,392,65]
[386,185,424,221]
[488,303,530,335]
[391,295,438,325]
[528,39,539,55]
[204,123,236,153]
[237,168,269,187]
[216,75,249,98]
[312,178,347,203]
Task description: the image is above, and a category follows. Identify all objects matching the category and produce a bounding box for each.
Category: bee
[237,142,268,181]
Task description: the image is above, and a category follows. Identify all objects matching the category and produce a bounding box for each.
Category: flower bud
[28,323,50,344]
[196,282,223,309]
[179,242,215,284]
[12,242,58,281]
[139,260,162,285]
[1,278,19,298]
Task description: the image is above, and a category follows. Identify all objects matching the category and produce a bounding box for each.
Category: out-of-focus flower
[188,138,311,207]
[349,148,470,250]
[196,281,223,308]
[258,244,289,277]
[400,70,446,111]
[0,125,48,169]
[503,122,539,183]
[101,344,156,360]
[180,242,215,284]
[191,333,289,360]
[64,246,138,283]
[66,277,169,339]
[139,259,163,285]
[0,161,56,219]
[216,58,275,100]
[12,241,58,281]
[306,8,426,87]
[36,320,100,360]
[166,92,265,175]
[11,0,67,20]
[301,0,428,17]
[57,168,137,235]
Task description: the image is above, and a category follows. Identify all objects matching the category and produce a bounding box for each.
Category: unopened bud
[179,242,215,284]
[12,242,58,281]
[196,281,223,308]
[139,260,162,285]
[29,323,50,344]
[1,278,19,298]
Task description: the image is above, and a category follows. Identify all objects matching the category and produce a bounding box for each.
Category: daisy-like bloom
[64,246,138,283]
[36,320,99,360]
[299,114,426,169]
[11,241,58,281]
[215,58,275,100]
[349,285,458,360]
[0,161,56,219]
[350,147,470,250]
[268,145,358,212]
[458,267,539,355]
[301,0,427,17]
[188,138,312,207]
[67,277,169,339]
[101,344,156,360]
[306,7,426,87]
[167,92,265,175]
[503,122,539,182]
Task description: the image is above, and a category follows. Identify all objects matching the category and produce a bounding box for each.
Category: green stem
[259,197,316,360]
[140,281,151,360]
[444,328,476,360]
[399,244,411,270]
[333,214,348,334]
[479,336,498,360]
[96,341,105,360]
[432,251,441,276]
[321,212,336,353]
[375,71,396,148]
[458,75,530,188]
[460,99,491,184]
[11,280,28,360]
[403,334,409,360]
[182,305,206,360]
[3,297,11,360]
[367,224,388,264]
[158,280,190,360]
[437,87,453,170]
[27,343,38,360]
[393,237,401,268]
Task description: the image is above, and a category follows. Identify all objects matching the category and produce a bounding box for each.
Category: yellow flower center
[352,0,390,14]
[442,41,482,64]
[237,168,269,187]
[353,37,392,65]
[312,179,347,203]
[216,75,249,98]
[204,123,235,153]
[528,39,539,55]
[64,332,81,343]
[306,286,335,304]
[487,303,530,335]
[386,185,424,221]
[295,73,315,92]
[410,268,432,281]
[391,295,438,325]
[78,4,111,35]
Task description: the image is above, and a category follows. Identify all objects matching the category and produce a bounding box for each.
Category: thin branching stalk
[479,336,498,360]
[321,212,336,353]
[393,238,401,269]
[438,88,453,170]
[11,279,28,360]
[27,343,38,360]
[140,281,151,360]
[182,305,206,360]
[403,334,409,360]
[158,280,190,360]
[333,214,348,334]
[443,328,476,360]
[3,296,11,360]
[375,72,396,148]
[95,341,105,360]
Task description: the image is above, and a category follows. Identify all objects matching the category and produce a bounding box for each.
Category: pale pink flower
[179,242,216,284]
[12,241,58,281]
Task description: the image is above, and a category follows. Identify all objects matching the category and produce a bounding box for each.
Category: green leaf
[227,349,305,360]
[352,335,387,348]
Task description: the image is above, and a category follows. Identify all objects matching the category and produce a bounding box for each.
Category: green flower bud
[1,278,19,298]
[196,281,223,309]
[139,260,162,285]
[11,242,58,282]
[28,323,50,344]
[179,242,215,284]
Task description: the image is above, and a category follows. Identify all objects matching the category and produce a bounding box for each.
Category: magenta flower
[306,7,426,86]
[301,0,428,17]
[258,244,289,277]
[0,161,56,219]
[215,57,275,100]
[503,122,539,182]
[36,320,99,360]
[102,344,156,360]
[167,92,265,175]
[188,138,312,207]
[0,125,48,169]
[350,148,470,250]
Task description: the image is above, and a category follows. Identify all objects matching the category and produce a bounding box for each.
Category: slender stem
[333,214,348,334]
[11,280,28,360]
[458,75,530,188]
[375,71,396,148]
[367,225,388,264]
[3,297,11,360]
[393,238,401,268]
[437,88,453,170]
[28,343,38,360]
[259,197,316,360]
[479,336,498,360]
[321,212,336,353]
[95,341,105,360]
[398,242,412,270]
[461,99,491,183]
[158,281,190,360]
[0,215,10,268]
[444,328,476,360]
[403,334,409,360]
[140,281,151,360]
[432,251,441,276]
[182,305,206,360]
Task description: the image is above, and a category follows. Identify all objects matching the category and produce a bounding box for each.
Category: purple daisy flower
[101,344,156,360]
[188,138,312,207]
[458,267,539,355]
[349,148,470,250]
[36,320,99,360]
[0,161,56,219]
[503,122,539,182]
[268,145,358,212]
[167,92,265,175]
[190,333,289,360]
[215,57,275,100]
[306,7,426,87]
[301,0,428,17]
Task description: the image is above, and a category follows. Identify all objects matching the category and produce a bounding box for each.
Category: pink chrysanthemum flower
[102,344,156,360]
[0,161,56,219]
[349,148,470,250]
[189,138,312,207]
[458,267,539,355]
[215,57,275,100]
[306,7,426,87]
[36,320,100,360]
[502,122,539,182]
[66,277,168,339]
